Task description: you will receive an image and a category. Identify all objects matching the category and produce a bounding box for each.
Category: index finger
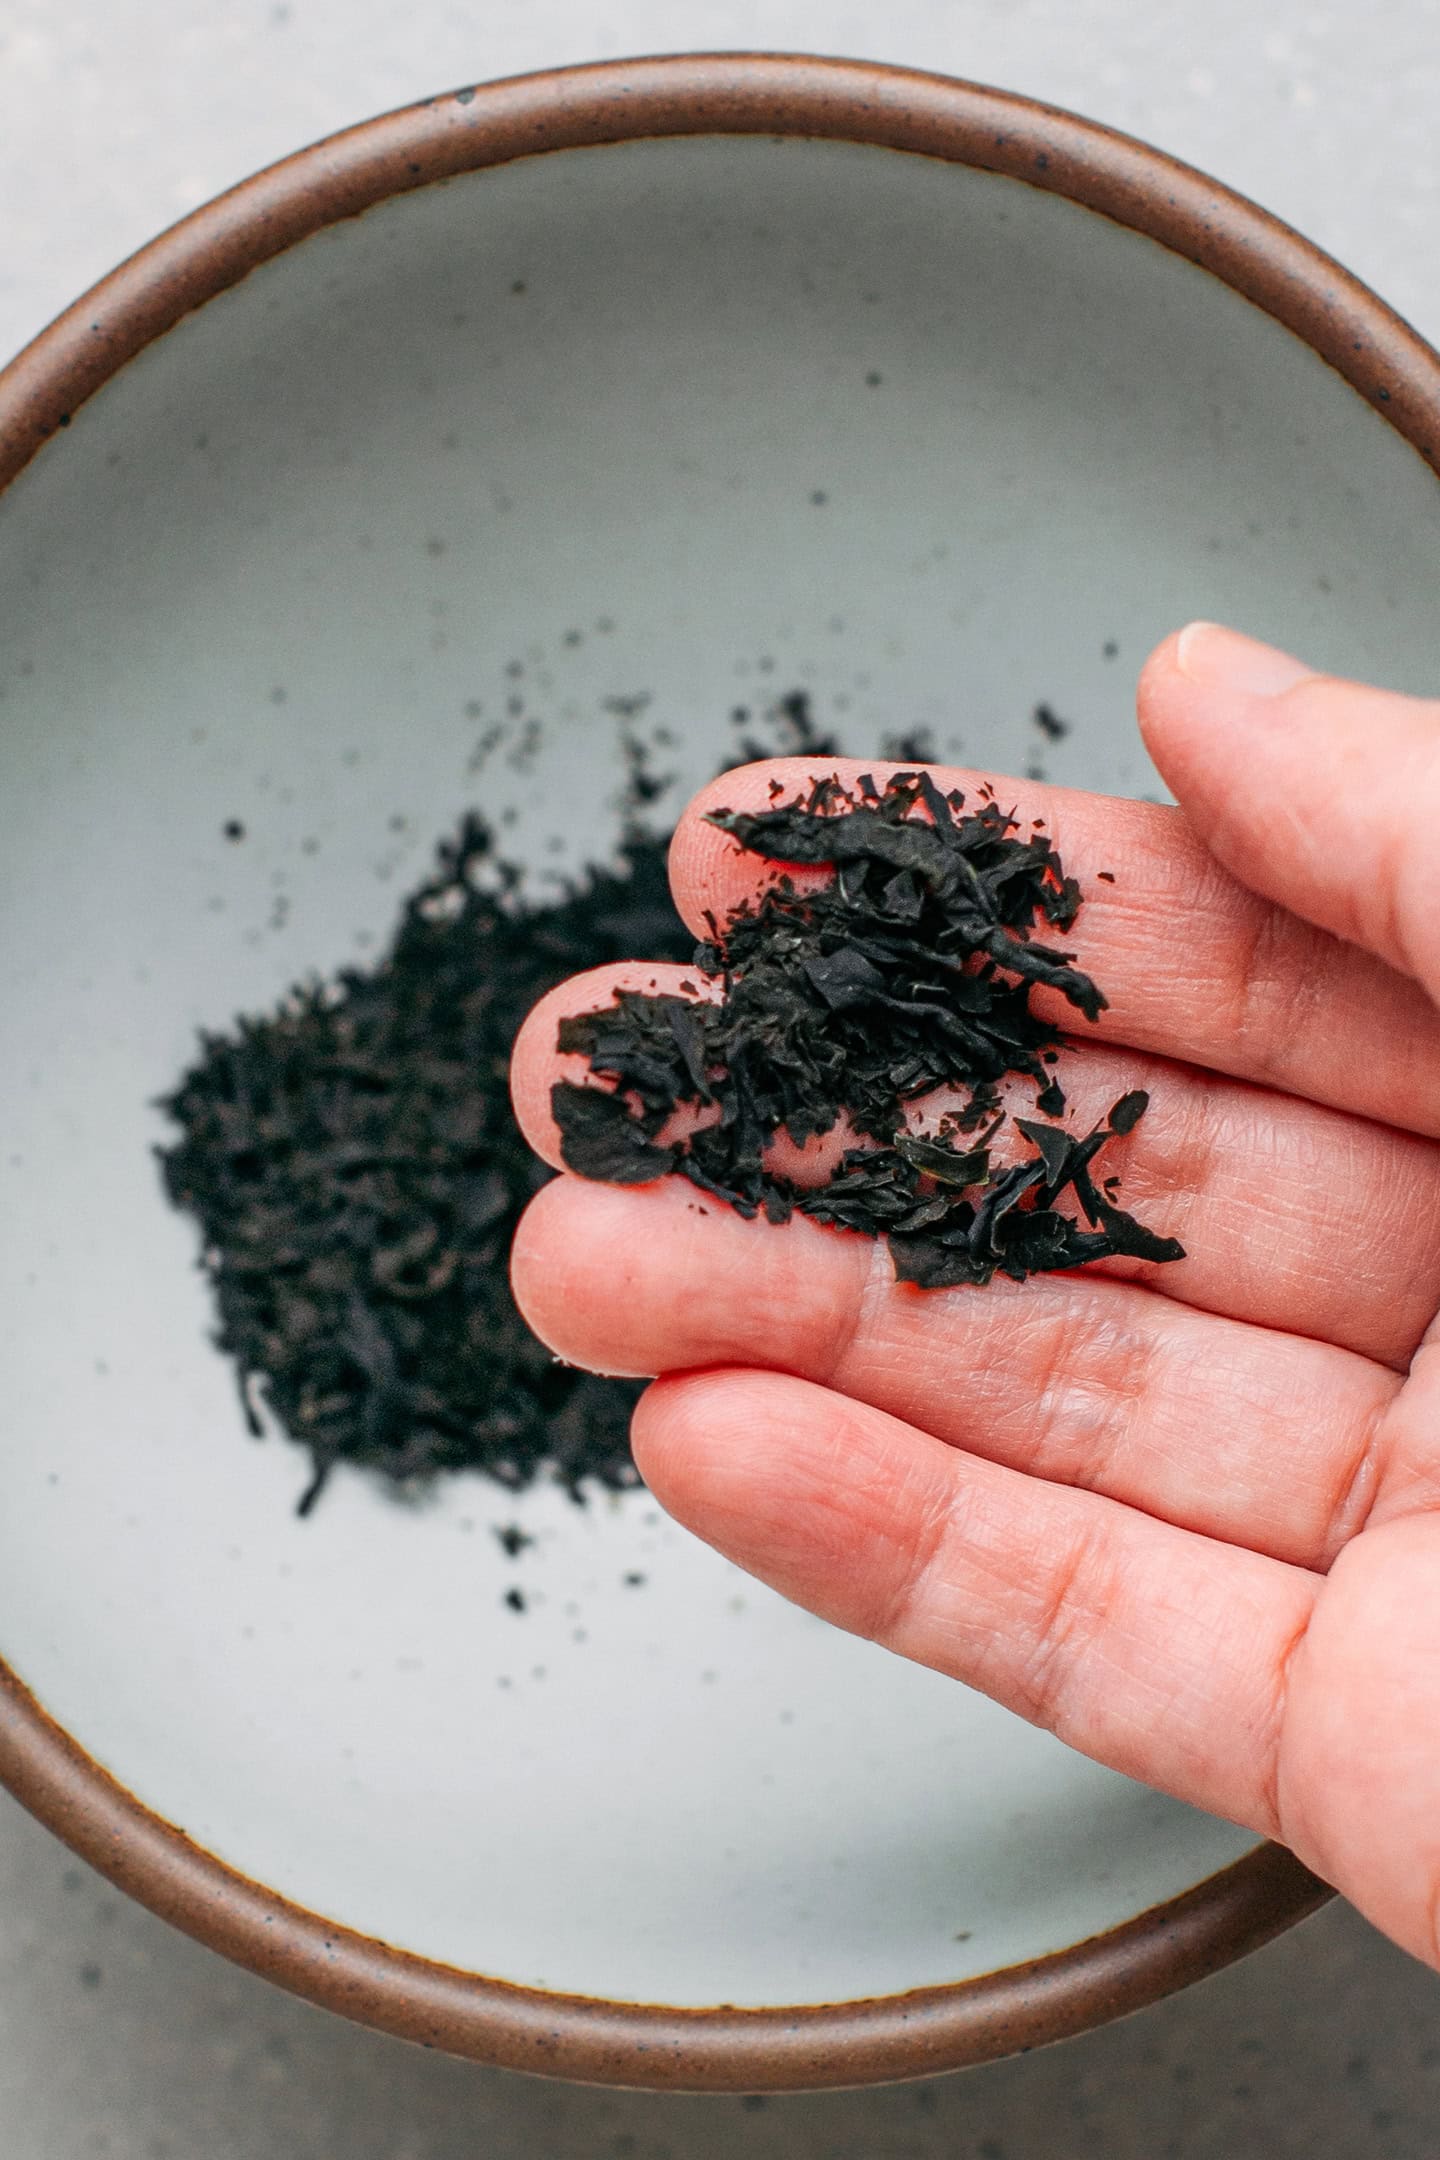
[665,758,1440,1138]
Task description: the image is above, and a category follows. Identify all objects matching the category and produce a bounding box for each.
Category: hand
[509,623,1440,1972]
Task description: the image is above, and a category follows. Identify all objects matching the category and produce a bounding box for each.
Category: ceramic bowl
[2,55,1438,2094]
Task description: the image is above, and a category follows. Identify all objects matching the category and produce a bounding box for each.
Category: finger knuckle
[1014,1515,1112,1731]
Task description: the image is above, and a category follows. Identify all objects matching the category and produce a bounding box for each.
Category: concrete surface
[1,2,1438,2154]
[1,1790,1438,2158]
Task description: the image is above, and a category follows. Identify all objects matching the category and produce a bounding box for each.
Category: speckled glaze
[0,1665,1324,2089]
[2,56,1437,491]
[0,53,1437,2092]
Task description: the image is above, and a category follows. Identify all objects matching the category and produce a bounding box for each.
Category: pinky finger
[632,1366,1319,1842]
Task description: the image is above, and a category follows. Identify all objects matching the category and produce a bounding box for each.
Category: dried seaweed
[159,695,845,1517]
[555,773,1183,1286]
[159,815,694,1514]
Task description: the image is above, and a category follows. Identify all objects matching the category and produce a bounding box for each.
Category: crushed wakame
[553,770,1185,1287]
[159,816,693,1515]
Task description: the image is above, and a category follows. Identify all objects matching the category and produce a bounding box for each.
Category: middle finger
[512,966,1440,1370]
[511,1171,1398,1572]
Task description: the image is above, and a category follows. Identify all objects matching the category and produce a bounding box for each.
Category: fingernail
[1175,621,1316,698]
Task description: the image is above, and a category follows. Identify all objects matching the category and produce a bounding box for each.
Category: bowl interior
[0,133,1436,2011]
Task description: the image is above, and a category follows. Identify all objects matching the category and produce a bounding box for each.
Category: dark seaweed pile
[553,770,1184,1288]
[160,817,693,1515]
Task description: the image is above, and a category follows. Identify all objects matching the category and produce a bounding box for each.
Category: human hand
[509,623,1440,1971]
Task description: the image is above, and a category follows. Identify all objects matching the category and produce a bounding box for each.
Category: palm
[509,627,1440,1971]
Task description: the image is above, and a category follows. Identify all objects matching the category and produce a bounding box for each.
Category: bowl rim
[2,47,1430,2090]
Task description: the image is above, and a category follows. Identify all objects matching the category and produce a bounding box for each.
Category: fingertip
[1136,625,1440,984]
[1134,623,1231,777]
[628,1368,712,1498]
[668,759,837,936]
[631,1363,760,1464]
[630,1368,952,1640]
[1137,621,1321,770]
[1171,621,1317,699]
[508,1175,658,1376]
[509,960,722,1170]
[1134,625,1189,730]
[507,1174,569,1342]
[629,1366,820,1546]
[1134,621,1276,815]
[508,966,615,1171]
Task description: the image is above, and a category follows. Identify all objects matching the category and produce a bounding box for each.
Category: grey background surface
[1,3,1438,2154]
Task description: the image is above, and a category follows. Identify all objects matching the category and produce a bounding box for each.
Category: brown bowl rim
[3,47,1427,2089]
